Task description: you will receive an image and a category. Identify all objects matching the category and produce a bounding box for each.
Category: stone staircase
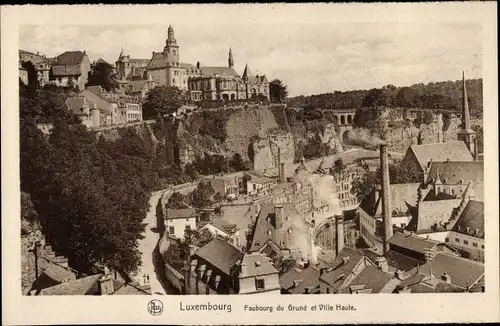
[443,181,473,230]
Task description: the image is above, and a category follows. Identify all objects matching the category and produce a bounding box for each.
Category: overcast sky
[20,22,482,97]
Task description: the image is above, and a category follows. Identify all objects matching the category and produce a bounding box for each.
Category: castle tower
[457,71,477,157]
[228,47,234,69]
[163,25,180,67]
[115,48,131,80]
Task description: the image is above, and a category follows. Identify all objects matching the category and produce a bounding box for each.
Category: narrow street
[133,189,167,295]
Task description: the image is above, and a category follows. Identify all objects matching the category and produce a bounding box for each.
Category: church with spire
[116,25,270,102]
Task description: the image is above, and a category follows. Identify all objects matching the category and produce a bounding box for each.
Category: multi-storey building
[142,25,270,102]
[50,51,91,90]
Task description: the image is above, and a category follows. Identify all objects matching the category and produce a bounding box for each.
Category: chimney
[335,215,345,256]
[274,204,284,229]
[375,257,389,273]
[440,272,451,284]
[241,262,247,276]
[99,274,114,295]
[380,144,393,254]
[196,61,200,70]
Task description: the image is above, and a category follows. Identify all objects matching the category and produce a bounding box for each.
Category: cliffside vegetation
[288,79,483,117]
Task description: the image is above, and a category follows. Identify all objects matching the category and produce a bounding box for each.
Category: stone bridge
[319,109,356,144]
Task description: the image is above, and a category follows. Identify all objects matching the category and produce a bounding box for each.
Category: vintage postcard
[2,3,499,325]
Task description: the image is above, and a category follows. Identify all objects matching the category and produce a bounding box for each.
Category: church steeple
[228,47,234,69]
[457,71,477,158]
[242,63,252,80]
[163,24,180,67]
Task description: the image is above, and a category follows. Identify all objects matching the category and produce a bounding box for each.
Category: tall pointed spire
[457,70,477,158]
[462,71,471,131]
[228,47,234,69]
[117,48,124,62]
[242,63,252,79]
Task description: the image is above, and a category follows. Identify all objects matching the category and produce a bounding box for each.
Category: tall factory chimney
[380,143,393,254]
[335,215,345,256]
[277,147,286,183]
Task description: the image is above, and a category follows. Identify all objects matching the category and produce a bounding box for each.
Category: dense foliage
[288,79,483,117]
[269,79,288,103]
[351,159,421,202]
[20,85,155,274]
[143,86,184,120]
[86,61,118,92]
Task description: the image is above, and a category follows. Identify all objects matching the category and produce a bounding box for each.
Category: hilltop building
[50,51,91,90]
[124,25,270,102]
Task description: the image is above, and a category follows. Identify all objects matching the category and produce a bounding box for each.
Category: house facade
[50,51,91,90]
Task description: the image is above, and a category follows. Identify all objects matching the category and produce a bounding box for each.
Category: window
[255,279,265,290]
[473,243,478,247]
[451,189,455,195]
[445,238,449,242]
[455,238,460,242]
[185,225,191,231]
[437,187,441,193]
[169,226,175,234]
[464,240,468,245]
[481,245,484,249]
[186,218,190,221]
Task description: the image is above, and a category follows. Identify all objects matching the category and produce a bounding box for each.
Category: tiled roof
[388,232,438,255]
[65,96,95,115]
[417,253,484,289]
[210,217,238,234]
[319,247,365,290]
[279,265,321,294]
[193,237,244,276]
[246,203,300,252]
[55,51,86,65]
[200,66,239,77]
[51,64,81,76]
[39,274,103,295]
[112,281,151,295]
[129,59,150,66]
[427,161,483,185]
[451,200,484,238]
[407,141,473,169]
[239,253,278,278]
[126,67,147,80]
[384,250,424,272]
[341,265,397,294]
[360,183,420,216]
[166,208,197,220]
[39,257,78,283]
[396,272,464,293]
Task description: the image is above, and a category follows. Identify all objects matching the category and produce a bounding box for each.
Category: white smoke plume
[292,169,342,265]
[345,109,390,147]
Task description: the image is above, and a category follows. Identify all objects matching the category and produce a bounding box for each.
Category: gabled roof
[193,237,244,276]
[360,183,420,216]
[147,52,171,69]
[426,161,483,185]
[341,265,398,294]
[388,232,440,255]
[39,274,103,295]
[200,66,239,77]
[65,96,96,115]
[405,141,473,169]
[279,265,321,294]
[165,208,197,220]
[451,200,484,238]
[54,51,87,66]
[242,64,252,79]
[417,253,484,289]
[209,217,238,234]
[246,203,299,252]
[319,247,365,290]
[239,253,278,279]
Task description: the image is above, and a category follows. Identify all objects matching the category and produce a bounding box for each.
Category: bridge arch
[313,218,337,250]
[340,115,346,125]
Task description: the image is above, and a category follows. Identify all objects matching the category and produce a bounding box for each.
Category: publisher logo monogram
[148,299,164,316]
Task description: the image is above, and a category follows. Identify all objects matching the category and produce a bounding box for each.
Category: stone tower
[115,48,131,80]
[228,47,234,69]
[163,25,180,67]
[457,71,477,157]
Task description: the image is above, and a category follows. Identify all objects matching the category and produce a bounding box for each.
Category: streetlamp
[27,229,44,279]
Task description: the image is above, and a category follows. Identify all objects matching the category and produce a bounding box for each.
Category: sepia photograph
[2,2,499,325]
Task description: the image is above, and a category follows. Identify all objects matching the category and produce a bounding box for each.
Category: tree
[143,86,183,120]
[388,160,421,184]
[362,88,392,108]
[189,180,216,209]
[333,158,346,173]
[395,87,416,108]
[269,79,289,103]
[472,125,483,154]
[166,192,190,209]
[184,228,215,248]
[230,153,244,171]
[21,61,39,93]
[351,170,378,202]
[86,61,118,92]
